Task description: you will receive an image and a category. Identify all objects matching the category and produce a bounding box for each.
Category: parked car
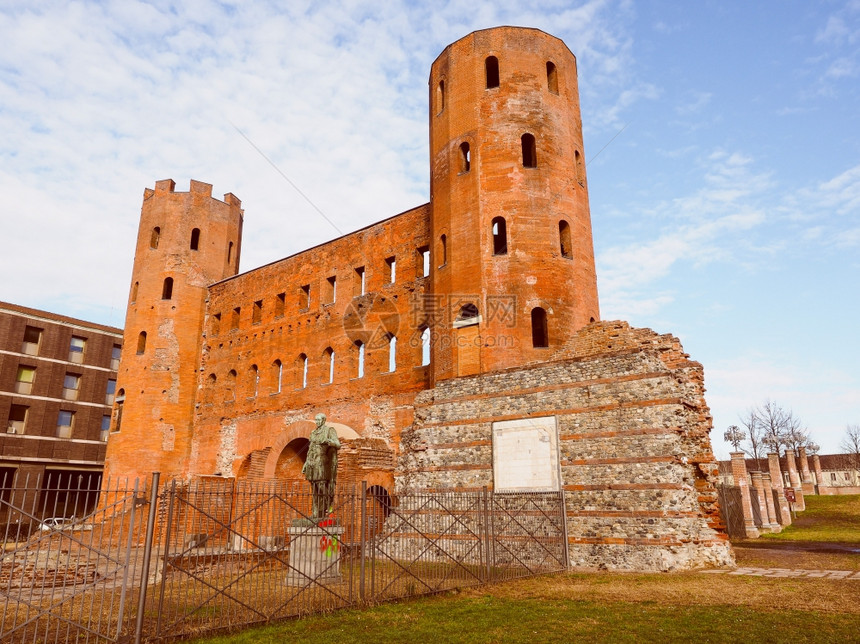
[38,517,71,532]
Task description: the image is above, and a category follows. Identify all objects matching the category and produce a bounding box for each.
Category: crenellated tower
[103,179,243,483]
[428,27,599,382]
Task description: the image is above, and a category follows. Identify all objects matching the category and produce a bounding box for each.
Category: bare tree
[841,424,860,471]
[738,408,766,471]
[757,399,789,454]
[782,412,812,455]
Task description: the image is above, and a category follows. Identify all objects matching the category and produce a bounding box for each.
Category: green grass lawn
[760,494,860,544]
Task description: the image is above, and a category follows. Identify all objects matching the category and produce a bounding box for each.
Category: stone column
[812,454,826,493]
[798,447,815,494]
[750,471,775,532]
[760,472,781,533]
[784,450,805,512]
[767,452,792,526]
[730,452,759,538]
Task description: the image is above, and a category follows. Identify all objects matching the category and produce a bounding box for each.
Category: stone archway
[263,419,361,480]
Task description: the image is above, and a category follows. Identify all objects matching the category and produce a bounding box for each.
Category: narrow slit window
[521,133,537,168]
[485,56,499,89]
[387,335,397,373]
[300,354,308,388]
[300,284,310,310]
[190,228,200,250]
[439,235,447,267]
[459,142,471,173]
[275,293,285,317]
[131,281,138,304]
[546,61,558,94]
[231,307,240,330]
[324,348,335,384]
[150,227,160,249]
[575,150,584,186]
[228,241,234,264]
[418,246,430,277]
[531,307,549,348]
[437,79,445,114]
[325,276,336,304]
[421,327,431,366]
[273,360,283,393]
[559,220,572,259]
[385,256,396,284]
[212,313,221,336]
[162,277,174,300]
[226,370,237,401]
[252,299,262,324]
[492,217,507,255]
[136,331,147,355]
[250,365,259,397]
[354,267,366,296]
[113,390,125,432]
[356,341,365,378]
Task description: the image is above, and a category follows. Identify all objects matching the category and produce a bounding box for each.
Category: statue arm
[324,426,341,448]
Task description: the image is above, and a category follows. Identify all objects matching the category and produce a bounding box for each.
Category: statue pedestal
[286,525,345,586]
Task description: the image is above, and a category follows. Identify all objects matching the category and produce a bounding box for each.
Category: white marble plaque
[492,416,560,492]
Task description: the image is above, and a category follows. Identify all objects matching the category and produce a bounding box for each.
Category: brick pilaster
[767,452,792,526]
[731,452,759,538]
[784,450,805,512]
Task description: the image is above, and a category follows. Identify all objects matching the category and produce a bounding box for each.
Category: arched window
[136,331,147,355]
[150,227,160,249]
[131,281,138,304]
[492,217,507,255]
[228,241,234,264]
[531,307,548,348]
[324,348,335,384]
[298,353,308,389]
[437,79,445,114]
[190,228,200,250]
[485,56,499,89]
[355,340,365,378]
[559,221,572,259]
[249,364,259,397]
[272,359,282,394]
[457,303,479,324]
[226,369,237,401]
[521,133,537,168]
[439,234,448,267]
[546,61,558,94]
[575,150,584,186]
[387,335,397,373]
[459,142,471,173]
[421,327,431,367]
[161,277,173,300]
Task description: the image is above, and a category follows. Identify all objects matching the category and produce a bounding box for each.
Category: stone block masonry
[401,321,734,571]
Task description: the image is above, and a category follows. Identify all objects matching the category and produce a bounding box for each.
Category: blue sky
[1,1,857,456]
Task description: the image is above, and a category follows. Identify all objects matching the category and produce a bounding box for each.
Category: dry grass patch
[734,543,860,571]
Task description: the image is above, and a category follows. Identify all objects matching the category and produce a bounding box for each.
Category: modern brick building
[0,301,122,518]
[103,27,733,570]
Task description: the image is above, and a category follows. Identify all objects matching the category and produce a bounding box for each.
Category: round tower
[103,179,243,484]
[429,27,599,382]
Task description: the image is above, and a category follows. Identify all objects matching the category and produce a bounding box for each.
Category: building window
[162,277,174,300]
[131,281,139,304]
[275,293,285,318]
[249,365,259,397]
[100,415,111,442]
[69,336,86,363]
[113,390,124,432]
[137,331,147,355]
[228,241,234,264]
[226,370,237,401]
[324,348,335,384]
[325,276,337,304]
[300,285,310,310]
[546,61,558,94]
[831,473,837,484]
[575,150,584,186]
[299,353,309,389]
[231,307,240,330]
[190,228,200,250]
[56,410,75,439]
[252,300,263,324]
[459,142,471,173]
[421,327,431,366]
[62,373,81,401]
[387,335,397,373]
[111,344,122,370]
[22,326,42,355]
[211,313,221,336]
[273,359,283,394]
[521,133,537,168]
[354,267,366,296]
[458,303,479,323]
[559,220,572,259]
[356,341,365,379]
[492,217,508,255]
[418,246,430,278]
[150,227,160,249]
[485,56,499,89]
[7,405,28,434]
[106,379,117,405]
[385,256,396,284]
[531,307,549,348]
[14,366,35,395]
[439,234,447,267]
[437,79,445,114]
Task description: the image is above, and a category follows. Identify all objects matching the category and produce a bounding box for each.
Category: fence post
[133,472,160,644]
[481,487,491,582]
[558,489,570,570]
[115,478,140,640]
[155,479,177,637]
[359,481,367,602]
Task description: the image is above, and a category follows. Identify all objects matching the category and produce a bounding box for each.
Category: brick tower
[103,179,243,483]
[428,27,599,382]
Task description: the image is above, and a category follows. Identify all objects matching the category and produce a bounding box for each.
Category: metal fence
[1,474,567,642]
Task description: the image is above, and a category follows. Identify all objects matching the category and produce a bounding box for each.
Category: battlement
[143,178,242,208]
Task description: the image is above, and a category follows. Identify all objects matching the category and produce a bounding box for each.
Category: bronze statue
[302,413,341,519]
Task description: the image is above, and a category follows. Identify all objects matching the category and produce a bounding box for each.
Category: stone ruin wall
[399,321,734,571]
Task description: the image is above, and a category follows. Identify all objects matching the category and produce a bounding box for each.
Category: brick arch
[263,419,360,479]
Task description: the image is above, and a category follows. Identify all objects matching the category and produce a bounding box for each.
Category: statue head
[314,413,326,428]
